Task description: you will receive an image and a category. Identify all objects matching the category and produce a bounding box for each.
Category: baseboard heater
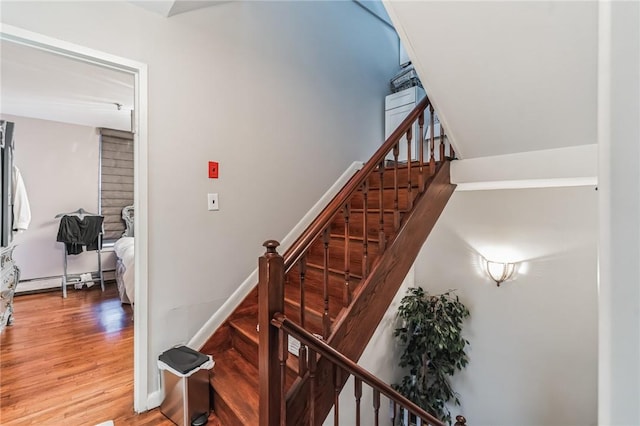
[16,270,116,294]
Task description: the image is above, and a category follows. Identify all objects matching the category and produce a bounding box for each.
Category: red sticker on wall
[209,161,219,179]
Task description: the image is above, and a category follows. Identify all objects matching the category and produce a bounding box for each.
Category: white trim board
[451,144,598,191]
[187,161,365,352]
[0,24,151,414]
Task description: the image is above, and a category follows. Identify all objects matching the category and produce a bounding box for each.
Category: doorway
[0,24,149,413]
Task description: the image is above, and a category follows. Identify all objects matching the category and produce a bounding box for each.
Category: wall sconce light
[485,260,516,286]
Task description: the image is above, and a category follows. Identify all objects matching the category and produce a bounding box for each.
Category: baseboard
[16,270,116,294]
[188,161,364,350]
[146,389,163,411]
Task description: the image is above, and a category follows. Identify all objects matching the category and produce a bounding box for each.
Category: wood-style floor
[0,284,174,425]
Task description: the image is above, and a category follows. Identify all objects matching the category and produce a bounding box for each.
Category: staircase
[199,97,456,425]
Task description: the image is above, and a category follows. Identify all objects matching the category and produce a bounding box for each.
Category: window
[99,128,133,242]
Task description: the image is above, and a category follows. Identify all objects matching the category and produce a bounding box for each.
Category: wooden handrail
[271,313,445,426]
[282,96,432,269]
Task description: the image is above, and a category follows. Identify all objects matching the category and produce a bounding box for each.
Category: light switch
[207,193,219,211]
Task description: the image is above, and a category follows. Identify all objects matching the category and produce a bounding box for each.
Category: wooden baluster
[373,389,381,426]
[309,349,318,425]
[258,240,285,426]
[362,181,369,278]
[334,365,341,425]
[299,255,307,328]
[450,133,456,159]
[393,143,400,230]
[343,203,351,307]
[406,126,413,210]
[429,104,436,174]
[443,124,453,159]
[418,111,425,191]
[377,161,386,252]
[439,115,445,163]
[354,377,362,426]
[278,329,288,426]
[298,345,308,378]
[322,227,331,339]
[391,401,398,426]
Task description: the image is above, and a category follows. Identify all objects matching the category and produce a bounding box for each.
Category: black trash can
[157,346,214,426]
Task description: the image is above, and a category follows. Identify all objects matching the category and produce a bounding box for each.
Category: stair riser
[284,280,345,315]
[350,188,411,211]
[286,266,359,301]
[367,165,427,189]
[229,320,301,385]
[200,325,232,356]
[231,327,258,368]
[213,389,245,426]
[306,239,379,275]
[284,301,326,336]
[331,211,398,240]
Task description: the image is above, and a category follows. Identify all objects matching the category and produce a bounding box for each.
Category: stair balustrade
[269,310,445,426]
[256,96,457,425]
[279,95,453,340]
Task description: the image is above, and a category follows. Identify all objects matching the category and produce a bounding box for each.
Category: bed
[114,206,134,304]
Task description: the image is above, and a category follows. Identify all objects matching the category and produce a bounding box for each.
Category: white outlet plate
[207,193,219,211]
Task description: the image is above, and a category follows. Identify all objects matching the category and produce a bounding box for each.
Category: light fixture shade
[486,260,515,286]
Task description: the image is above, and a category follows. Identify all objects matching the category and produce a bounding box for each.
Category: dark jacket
[56,215,103,255]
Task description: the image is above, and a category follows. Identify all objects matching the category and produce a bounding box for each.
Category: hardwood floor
[0,284,174,425]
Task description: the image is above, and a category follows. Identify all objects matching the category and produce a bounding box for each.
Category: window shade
[99,128,133,241]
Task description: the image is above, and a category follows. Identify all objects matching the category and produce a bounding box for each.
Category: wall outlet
[207,193,219,211]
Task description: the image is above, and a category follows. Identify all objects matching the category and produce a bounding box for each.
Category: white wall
[598,1,640,424]
[413,187,598,426]
[1,114,116,284]
[0,0,399,400]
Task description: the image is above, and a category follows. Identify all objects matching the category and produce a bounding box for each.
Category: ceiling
[127,0,232,17]
[384,1,598,159]
[0,40,134,131]
[127,0,391,22]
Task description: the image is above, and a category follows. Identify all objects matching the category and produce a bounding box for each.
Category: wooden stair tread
[229,315,258,345]
[210,349,259,426]
[208,410,223,425]
[229,314,301,376]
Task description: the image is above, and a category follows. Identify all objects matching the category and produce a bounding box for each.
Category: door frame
[0,23,150,413]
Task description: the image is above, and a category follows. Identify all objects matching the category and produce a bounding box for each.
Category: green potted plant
[393,287,470,425]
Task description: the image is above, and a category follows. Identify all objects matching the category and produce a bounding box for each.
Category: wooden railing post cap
[263,240,280,254]
[454,415,467,426]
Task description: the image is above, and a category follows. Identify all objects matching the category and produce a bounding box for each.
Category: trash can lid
[158,346,210,375]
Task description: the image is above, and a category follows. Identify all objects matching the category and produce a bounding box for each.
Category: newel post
[259,240,285,426]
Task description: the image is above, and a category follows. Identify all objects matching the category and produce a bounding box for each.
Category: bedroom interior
[0,39,136,297]
[0,35,145,423]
